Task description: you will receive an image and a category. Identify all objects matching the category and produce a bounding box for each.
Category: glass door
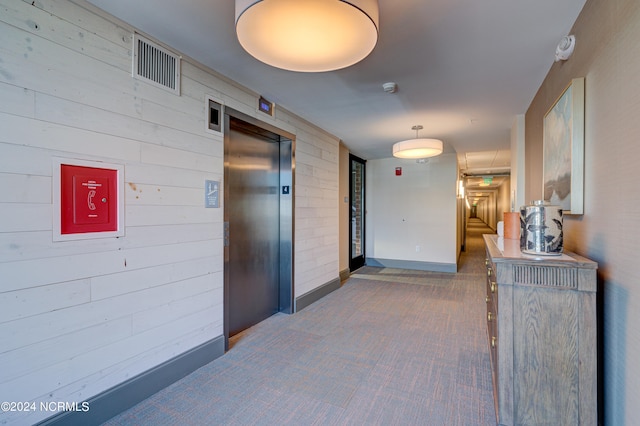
[349,154,366,271]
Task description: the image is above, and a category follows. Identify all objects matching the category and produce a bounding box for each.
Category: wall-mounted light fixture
[392,125,443,159]
[235,0,379,72]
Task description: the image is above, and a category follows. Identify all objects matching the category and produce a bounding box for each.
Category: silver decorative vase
[520,200,563,255]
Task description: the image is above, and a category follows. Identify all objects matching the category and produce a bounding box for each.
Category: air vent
[133,34,180,95]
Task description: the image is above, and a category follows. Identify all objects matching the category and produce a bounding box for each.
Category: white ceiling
[465,174,510,206]
[83,0,586,175]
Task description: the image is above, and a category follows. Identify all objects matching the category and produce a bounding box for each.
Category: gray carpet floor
[103,219,496,425]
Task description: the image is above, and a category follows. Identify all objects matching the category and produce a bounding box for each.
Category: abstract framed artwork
[543,77,585,214]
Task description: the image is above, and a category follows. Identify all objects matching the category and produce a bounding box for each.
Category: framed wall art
[543,77,585,214]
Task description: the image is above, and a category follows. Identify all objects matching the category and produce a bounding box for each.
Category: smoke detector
[383,82,398,93]
[555,35,576,62]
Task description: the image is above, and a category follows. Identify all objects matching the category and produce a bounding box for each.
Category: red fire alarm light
[395,167,402,176]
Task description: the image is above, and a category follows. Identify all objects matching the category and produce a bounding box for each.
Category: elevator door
[226,117,280,337]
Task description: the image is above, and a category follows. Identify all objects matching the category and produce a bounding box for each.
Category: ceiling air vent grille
[133,34,180,95]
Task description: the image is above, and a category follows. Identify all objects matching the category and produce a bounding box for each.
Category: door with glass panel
[349,155,366,271]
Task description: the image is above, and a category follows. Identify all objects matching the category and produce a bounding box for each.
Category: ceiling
[83,0,586,180]
[465,174,510,207]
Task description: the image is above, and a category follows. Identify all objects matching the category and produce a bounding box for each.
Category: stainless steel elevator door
[226,118,280,337]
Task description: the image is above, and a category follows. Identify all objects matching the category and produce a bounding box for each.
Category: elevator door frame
[223,107,295,350]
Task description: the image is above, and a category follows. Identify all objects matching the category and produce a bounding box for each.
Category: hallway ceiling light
[392,125,443,159]
[235,0,379,72]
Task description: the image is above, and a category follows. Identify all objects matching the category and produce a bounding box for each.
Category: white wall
[292,126,340,296]
[510,114,526,212]
[0,1,338,424]
[338,143,350,275]
[365,154,458,268]
[497,181,511,221]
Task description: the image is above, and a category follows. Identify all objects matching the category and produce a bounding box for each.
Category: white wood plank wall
[0,0,339,424]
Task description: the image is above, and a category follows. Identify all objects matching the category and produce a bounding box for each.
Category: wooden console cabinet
[483,234,597,425]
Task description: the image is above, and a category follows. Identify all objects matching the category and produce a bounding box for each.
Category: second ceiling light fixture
[393,126,443,159]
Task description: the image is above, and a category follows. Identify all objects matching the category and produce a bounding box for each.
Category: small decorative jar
[520,200,563,255]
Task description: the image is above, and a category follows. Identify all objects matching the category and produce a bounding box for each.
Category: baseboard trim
[37,335,225,426]
[366,257,457,273]
[295,277,341,312]
[339,268,351,282]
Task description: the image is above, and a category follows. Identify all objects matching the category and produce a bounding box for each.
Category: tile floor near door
[104,219,496,425]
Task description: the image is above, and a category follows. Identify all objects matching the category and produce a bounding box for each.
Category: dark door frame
[349,154,366,272]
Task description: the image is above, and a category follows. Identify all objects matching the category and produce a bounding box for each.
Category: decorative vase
[503,212,521,240]
[520,200,563,255]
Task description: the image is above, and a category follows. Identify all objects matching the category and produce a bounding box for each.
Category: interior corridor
[103,218,497,425]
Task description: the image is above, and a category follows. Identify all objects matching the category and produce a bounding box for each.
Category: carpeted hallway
[103,219,496,425]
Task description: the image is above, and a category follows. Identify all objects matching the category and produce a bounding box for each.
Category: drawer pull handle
[487,269,492,277]
[491,282,496,293]
[491,336,496,348]
[488,312,493,321]
[485,259,489,266]
[486,296,490,304]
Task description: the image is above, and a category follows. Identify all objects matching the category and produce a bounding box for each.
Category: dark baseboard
[37,335,225,426]
[339,268,351,282]
[366,257,457,273]
[295,277,341,312]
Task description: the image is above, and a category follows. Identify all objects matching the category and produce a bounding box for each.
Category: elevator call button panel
[60,164,118,234]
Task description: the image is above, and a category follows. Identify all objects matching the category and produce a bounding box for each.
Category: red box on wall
[60,164,118,234]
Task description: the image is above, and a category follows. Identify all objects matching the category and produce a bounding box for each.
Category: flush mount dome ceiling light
[392,125,443,159]
[235,0,379,72]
